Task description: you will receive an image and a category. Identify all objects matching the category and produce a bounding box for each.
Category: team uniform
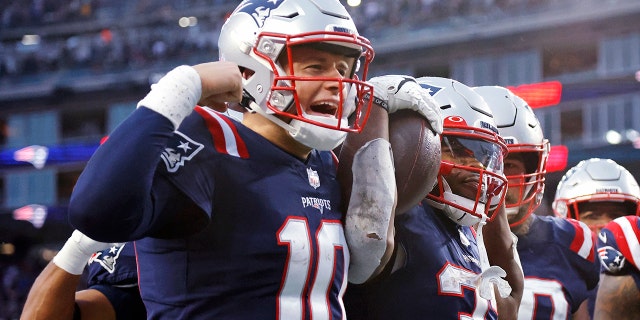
[597,216,640,288]
[344,201,498,320]
[85,243,145,319]
[516,215,599,319]
[71,106,348,319]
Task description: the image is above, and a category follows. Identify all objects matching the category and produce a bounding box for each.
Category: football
[389,110,441,214]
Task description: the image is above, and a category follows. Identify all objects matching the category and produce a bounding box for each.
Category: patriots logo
[161,131,204,173]
[235,0,283,27]
[420,83,443,97]
[88,244,126,274]
[598,246,626,273]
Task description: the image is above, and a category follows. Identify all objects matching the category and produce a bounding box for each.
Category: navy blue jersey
[597,216,640,288]
[129,107,348,319]
[344,201,497,320]
[516,215,599,319]
[86,243,145,319]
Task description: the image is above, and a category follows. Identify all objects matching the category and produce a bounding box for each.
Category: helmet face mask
[502,146,548,226]
[218,0,375,150]
[419,77,508,226]
[473,86,549,227]
[552,158,640,231]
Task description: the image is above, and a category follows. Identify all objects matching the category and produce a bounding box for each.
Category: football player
[553,158,640,232]
[21,231,144,319]
[476,85,599,320]
[554,158,640,319]
[595,215,640,320]
[67,0,441,318]
[344,77,523,319]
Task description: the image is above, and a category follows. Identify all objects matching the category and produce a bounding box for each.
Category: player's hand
[368,75,443,134]
[193,61,244,112]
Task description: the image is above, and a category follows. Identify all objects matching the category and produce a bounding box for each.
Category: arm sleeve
[68,107,176,242]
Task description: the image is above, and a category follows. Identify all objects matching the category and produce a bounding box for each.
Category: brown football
[389,110,441,214]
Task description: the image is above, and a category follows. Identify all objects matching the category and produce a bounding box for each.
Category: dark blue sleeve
[68,107,176,242]
[90,284,146,320]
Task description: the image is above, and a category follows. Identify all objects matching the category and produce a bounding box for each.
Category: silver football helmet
[474,86,549,227]
[553,158,640,225]
[418,77,508,226]
[218,0,375,150]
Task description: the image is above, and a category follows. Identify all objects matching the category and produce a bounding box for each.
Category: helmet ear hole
[241,67,255,79]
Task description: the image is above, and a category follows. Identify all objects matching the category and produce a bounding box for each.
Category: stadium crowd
[2,0,577,81]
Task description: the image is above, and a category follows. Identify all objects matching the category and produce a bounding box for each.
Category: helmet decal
[444,116,468,127]
[420,83,444,96]
[235,0,284,27]
[478,120,499,134]
[596,186,622,193]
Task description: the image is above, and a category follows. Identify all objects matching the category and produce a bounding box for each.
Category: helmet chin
[426,178,486,226]
[441,191,486,226]
[289,115,347,151]
[243,100,348,151]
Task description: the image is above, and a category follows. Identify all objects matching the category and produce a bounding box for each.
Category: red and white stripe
[609,216,640,269]
[568,219,595,262]
[195,107,249,159]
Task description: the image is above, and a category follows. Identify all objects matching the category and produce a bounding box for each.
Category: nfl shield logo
[307,167,320,189]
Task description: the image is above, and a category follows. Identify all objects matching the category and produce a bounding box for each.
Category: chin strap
[475,215,512,300]
[242,90,300,136]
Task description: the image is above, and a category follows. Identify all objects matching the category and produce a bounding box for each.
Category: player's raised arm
[68,62,242,242]
[339,75,442,284]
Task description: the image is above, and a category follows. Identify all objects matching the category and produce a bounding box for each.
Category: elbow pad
[345,138,396,284]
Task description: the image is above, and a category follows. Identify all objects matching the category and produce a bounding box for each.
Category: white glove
[52,230,123,275]
[368,75,443,134]
[475,266,512,300]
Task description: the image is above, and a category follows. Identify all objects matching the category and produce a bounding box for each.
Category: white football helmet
[418,77,508,226]
[553,158,640,223]
[474,86,549,227]
[218,0,375,150]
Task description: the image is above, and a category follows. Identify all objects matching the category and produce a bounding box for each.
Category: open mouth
[309,101,338,117]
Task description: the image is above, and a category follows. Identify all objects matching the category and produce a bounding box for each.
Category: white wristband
[137,65,202,129]
[52,230,112,275]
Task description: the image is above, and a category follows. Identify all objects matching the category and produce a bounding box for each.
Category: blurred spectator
[0,236,39,320]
